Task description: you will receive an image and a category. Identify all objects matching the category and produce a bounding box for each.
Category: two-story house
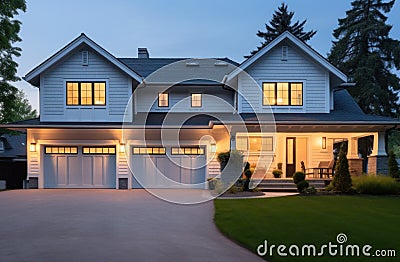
[5,32,400,189]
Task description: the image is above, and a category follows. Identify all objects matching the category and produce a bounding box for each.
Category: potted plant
[272,162,283,178]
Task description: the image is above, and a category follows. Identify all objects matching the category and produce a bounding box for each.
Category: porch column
[368,132,388,175]
[347,137,363,176]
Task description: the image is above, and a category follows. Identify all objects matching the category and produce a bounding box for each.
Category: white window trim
[190,93,203,108]
[64,79,109,109]
[260,80,306,110]
[158,93,169,108]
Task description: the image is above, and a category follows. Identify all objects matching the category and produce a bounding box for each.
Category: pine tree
[246,3,316,58]
[333,144,352,192]
[328,0,400,117]
[0,0,28,124]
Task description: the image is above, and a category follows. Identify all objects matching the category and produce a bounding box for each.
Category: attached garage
[131,146,206,189]
[44,146,116,188]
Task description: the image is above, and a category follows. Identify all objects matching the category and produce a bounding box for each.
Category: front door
[286,137,296,177]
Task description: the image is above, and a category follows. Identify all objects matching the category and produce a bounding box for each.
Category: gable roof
[226,31,347,82]
[24,33,143,86]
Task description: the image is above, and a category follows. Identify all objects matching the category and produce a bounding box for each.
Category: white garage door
[131,146,206,188]
[44,146,116,188]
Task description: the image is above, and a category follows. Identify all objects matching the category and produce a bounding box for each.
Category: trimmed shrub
[332,144,352,192]
[388,151,399,178]
[217,150,244,185]
[296,180,309,192]
[353,175,400,195]
[272,169,282,178]
[293,171,306,184]
[277,162,283,170]
[207,178,218,190]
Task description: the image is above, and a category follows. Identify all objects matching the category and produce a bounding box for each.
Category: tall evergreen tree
[328,0,400,117]
[0,0,30,124]
[333,144,352,192]
[246,3,316,58]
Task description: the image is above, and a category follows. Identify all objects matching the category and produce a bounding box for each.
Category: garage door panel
[168,157,182,183]
[82,156,94,185]
[44,156,58,186]
[67,156,81,185]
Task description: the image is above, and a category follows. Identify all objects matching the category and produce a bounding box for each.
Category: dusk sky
[14,0,400,111]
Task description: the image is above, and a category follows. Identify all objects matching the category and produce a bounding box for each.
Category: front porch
[223,129,389,179]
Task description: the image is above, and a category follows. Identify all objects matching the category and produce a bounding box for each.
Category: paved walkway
[0,190,263,262]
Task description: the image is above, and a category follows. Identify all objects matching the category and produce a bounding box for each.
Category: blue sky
[15,0,400,111]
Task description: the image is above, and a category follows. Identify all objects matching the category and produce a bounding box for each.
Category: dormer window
[158,93,169,107]
[191,93,202,107]
[262,82,303,106]
[66,82,106,106]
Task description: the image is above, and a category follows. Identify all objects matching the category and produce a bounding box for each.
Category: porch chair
[301,160,335,178]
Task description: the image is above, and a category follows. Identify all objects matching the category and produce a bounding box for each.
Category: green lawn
[214,195,400,262]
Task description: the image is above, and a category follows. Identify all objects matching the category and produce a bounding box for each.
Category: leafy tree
[328,0,400,117]
[246,3,316,58]
[3,90,37,122]
[333,144,352,192]
[388,151,399,178]
[0,0,28,124]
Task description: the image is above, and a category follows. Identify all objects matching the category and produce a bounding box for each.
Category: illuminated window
[236,137,248,151]
[67,82,79,105]
[158,93,169,107]
[191,93,202,107]
[290,83,303,106]
[262,83,275,106]
[94,83,106,105]
[66,82,106,106]
[45,146,78,154]
[132,147,166,155]
[262,82,303,106]
[277,83,289,105]
[82,146,116,155]
[236,136,273,152]
[80,82,92,105]
[171,147,204,155]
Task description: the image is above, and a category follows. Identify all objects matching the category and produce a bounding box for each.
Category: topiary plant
[293,171,306,184]
[388,151,399,178]
[296,180,309,192]
[272,169,282,178]
[332,144,352,192]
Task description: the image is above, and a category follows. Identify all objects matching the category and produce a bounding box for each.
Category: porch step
[253,179,331,192]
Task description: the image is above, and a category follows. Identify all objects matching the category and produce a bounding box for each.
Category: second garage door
[44,146,116,188]
[131,146,206,188]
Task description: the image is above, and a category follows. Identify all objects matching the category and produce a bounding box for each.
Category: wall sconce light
[210,144,217,153]
[30,143,37,152]
[322,137,327,149]
[120,143,126,153]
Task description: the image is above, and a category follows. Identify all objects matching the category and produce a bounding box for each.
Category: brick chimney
[138,48,149,58]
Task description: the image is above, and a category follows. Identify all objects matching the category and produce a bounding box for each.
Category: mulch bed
[218,191,265,198]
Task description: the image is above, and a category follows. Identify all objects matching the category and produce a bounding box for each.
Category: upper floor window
[66,82,106,106]
[262,82,303,106]
[191,93,202,107]
[158,93,169,107]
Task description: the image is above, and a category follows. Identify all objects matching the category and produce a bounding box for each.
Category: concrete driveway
[0,190,262,262]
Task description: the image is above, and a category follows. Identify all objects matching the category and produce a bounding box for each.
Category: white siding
[40,46,132,122]
[135,85,235,113]
[239,41,330,113]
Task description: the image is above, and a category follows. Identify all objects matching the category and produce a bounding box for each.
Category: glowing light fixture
[210,144,217,153]
[322,137,327,149]
[120,143,126,153]
[30,143,37,152]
